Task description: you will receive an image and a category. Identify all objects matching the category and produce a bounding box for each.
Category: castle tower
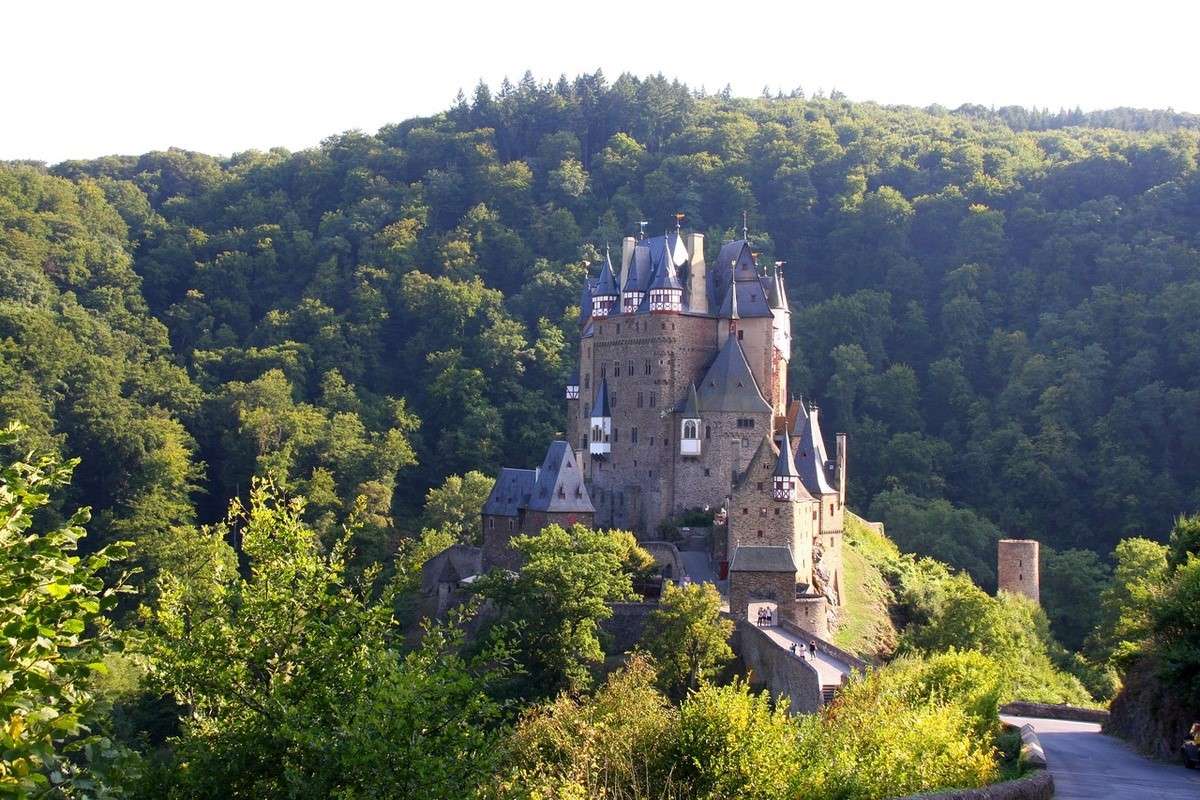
[998,539,1039,603]
[647,235,684,313]
[592,247,619,319]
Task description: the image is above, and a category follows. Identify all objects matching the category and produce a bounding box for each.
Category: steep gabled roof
[482,468,537,516]
[526,441,594,513]
[622,244,643,293]
[795,405,836,495]
[591,376,611,417]
[730,545,797,573]
[696,336,771,414]
[421,544,484,595]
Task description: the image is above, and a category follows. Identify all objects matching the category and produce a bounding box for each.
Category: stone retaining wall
[1001,701,1109,725]
[603,602,658,653]
[732,618,822,714]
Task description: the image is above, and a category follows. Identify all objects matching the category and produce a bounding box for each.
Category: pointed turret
[767,264,785,310]
[589,377,612,457]
[647,232,683,313]
[680,382,702,456]
[772,428,802,501]
[795,402,836,495]
[774,261,789,310]
[592,246,619,318]
[622,241,645,313]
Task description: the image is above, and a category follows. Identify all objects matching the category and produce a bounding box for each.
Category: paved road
[1001,715,1200,799]
[679,550,719,586]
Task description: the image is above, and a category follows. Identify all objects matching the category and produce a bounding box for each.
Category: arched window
[683,420,698,439]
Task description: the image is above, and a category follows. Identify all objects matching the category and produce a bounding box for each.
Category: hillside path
[760,624,852,686]
[1000,714,1200,799]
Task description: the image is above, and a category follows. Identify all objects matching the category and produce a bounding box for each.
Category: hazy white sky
[4,0,1197,163]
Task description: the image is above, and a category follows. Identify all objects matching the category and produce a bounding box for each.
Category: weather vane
[638,220,649,239]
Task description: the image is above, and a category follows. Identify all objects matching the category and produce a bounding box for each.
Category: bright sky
[5,0,1198,164]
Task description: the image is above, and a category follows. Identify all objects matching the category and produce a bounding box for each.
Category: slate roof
[767,267,784,310]
[648,241,683,291]
[595,247,619,296]
[482,467,537,516]
[526,441,594,513]
[795,405,837,495]
[680,382,700,416]
[622,244,644,293]
[696,336,772,414]
[579,277,593,315]
[420,544,483,595]
[774,428,801,478]
[592,376,612,417]
[730,545,797,573]
[717,271,740,319]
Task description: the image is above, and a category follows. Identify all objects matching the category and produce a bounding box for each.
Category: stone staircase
[821,684,839,705]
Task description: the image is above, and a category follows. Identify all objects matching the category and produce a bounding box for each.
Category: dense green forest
[3,74,1200,792]
[6,73,1200,645]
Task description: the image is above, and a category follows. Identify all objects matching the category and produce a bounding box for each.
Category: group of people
[790,640,819,662]
[755,607,774,626]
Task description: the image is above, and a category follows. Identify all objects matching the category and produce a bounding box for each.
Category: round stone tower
[997,539,1039,603]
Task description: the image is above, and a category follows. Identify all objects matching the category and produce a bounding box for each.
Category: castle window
[583,433,589,447]
[760,507,767,517]
[613,428,618,442]
[757,531,763,538]
[661,323,666,330]
[736,418,755,429]
[558,486,565,498]
[638,392,644,408]
[774,508,780,516]
[508,519,513,531]
[649,392,656,408]
[829,503,834,514]
[650,436,655,445]
[645,359,651,375]
[600,364,606,378]
[584,375,590,388]
[683,420,698,439]
[757,482,763,490]
[704,468,710,476]
[737,330,744,340]
[616,324,621,334]
[742,508,748,515]
[489,518,494,529]
[705,425,711,439]
[627,360,634,375]
[598,325,603,335]
[614,360,620,376]
[632,427,638,443]
[813,510,818,521]
[648,469,653,477]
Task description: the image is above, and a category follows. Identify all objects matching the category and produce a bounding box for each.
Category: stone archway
[747,599,778,627]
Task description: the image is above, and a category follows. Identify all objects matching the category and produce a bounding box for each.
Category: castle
[478,226,849,637]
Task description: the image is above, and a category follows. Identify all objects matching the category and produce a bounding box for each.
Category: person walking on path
[808,640,817,661]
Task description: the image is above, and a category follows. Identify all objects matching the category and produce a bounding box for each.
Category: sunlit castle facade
[558,225,848,634]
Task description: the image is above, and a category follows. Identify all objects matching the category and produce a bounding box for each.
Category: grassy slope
[832,513,900,661]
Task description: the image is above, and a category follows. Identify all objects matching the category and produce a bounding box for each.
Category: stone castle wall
[732,618,822,714]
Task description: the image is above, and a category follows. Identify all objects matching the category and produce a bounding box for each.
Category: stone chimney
[997,539,1039,603]
[685,232,706,312]
[621,235,636,275]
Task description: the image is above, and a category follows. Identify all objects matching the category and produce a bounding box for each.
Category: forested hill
[4,74,1200,628]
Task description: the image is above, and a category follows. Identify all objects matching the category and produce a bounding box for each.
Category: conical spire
[773,428,800,478]
[649,232,683,291]
[766,264,783,310]
[682,382,701,416]
[595,245,618,296]
[592,376,611,417]
[622,244,642,292]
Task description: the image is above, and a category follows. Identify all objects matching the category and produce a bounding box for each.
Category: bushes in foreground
[492,651,1000,800]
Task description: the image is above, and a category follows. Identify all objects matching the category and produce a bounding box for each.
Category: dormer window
[773,476,796,501]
